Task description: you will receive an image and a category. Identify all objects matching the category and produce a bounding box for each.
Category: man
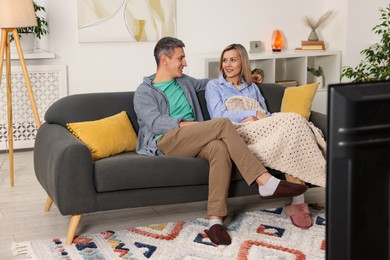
[134,37,307,246]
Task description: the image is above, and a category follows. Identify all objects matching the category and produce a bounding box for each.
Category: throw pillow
[280,82,319,120]
[67,111,137,160]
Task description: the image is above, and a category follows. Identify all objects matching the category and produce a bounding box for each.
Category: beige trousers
[157,118,268,216]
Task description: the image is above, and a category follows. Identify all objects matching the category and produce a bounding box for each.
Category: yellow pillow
[280,82,319,120]
[67,111,137,160]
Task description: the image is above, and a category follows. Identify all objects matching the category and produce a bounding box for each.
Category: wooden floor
[0,150,325,259]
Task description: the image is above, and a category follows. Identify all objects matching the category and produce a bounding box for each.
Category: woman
[206,45,270,123]
[205,43,326,229]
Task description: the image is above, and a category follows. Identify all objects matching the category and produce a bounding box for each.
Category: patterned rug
[12,205,325,259]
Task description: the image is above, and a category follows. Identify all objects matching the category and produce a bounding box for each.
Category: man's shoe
[259,180,308,199]
[204,224,231,245]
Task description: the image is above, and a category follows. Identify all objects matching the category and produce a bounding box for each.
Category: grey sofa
[34,83,326,245]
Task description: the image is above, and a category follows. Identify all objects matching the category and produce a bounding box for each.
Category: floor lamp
[0,0,42,186]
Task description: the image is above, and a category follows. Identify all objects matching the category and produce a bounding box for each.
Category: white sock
[258,176,281,197]
[292,194,305,204]
[209,218,223,228]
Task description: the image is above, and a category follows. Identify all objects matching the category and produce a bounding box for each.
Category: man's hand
[252,74,263,84]
[179,121,199,127]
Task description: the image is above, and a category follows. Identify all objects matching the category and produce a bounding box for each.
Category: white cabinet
[204,50,341,114]
[1,51,67,150]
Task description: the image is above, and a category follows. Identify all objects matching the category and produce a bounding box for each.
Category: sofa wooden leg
[43,196,53,212]
[66,214,82,245]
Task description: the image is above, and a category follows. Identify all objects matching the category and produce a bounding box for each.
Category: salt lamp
[272,30,284,52]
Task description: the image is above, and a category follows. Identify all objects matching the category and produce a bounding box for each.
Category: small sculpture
[304,11,333,41]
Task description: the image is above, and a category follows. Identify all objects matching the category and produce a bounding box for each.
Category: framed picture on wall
[77,0,176,42]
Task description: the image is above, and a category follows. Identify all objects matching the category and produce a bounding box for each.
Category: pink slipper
[284,203,313,229]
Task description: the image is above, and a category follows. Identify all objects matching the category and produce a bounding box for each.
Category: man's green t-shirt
[154,79,195,140]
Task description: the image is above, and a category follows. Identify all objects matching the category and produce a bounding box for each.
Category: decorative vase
[308,30,319,41]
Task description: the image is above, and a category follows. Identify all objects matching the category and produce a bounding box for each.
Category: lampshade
[0,0,37,28]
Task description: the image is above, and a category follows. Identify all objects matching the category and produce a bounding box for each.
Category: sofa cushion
[281,82,319,120]
[94,152,246,192]
[256,83,287,113]
[67,111,137,160]
[197,90,211,120]
[45,92,140,133]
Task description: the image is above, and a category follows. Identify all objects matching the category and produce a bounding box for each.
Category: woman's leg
[284,174,312,229]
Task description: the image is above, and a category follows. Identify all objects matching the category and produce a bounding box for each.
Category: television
[326,80,390,260]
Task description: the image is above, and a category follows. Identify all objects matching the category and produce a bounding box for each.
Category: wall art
[77,0,176,42]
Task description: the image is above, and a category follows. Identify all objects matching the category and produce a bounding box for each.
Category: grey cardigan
[134,74,209,156]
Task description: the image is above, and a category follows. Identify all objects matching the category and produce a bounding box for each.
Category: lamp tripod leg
[12,29,41,128]
[0,30,15,186]
[5,37,14,187]
[0,29,6,80]
[0,29,41,187]
[0,29,42,187]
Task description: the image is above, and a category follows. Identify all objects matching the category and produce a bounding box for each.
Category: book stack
[276,80,298,87]
[295,40,326,51]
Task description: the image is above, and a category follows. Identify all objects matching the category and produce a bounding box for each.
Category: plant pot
[314,76,324,88]
[12,33,36,53]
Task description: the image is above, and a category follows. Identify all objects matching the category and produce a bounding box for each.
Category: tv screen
[327,80,390,260]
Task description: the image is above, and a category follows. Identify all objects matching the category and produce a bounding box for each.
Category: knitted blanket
[225,96,326,187]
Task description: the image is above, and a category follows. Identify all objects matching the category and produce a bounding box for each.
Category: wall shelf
[204,50,341,113]
[8,49,56,60]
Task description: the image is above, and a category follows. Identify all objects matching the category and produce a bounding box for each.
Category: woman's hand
[256,111,267,120]
[241,111,267,123]
[241,116,258,123]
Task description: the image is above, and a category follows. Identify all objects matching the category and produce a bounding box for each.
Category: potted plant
[341,4,390,82]
[11,1,49,53]
[307,66,324,77]
[307,66,324,88]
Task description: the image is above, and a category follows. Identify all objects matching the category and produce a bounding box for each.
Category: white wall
[344,0,388,67]
[328,0,388,73]
[35,0,388,94]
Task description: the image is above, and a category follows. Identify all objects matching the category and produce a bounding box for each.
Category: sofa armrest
[309,111,327,139]
[34,123,97,215]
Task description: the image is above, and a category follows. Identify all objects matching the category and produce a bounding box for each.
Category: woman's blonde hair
[219,43,252,85]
